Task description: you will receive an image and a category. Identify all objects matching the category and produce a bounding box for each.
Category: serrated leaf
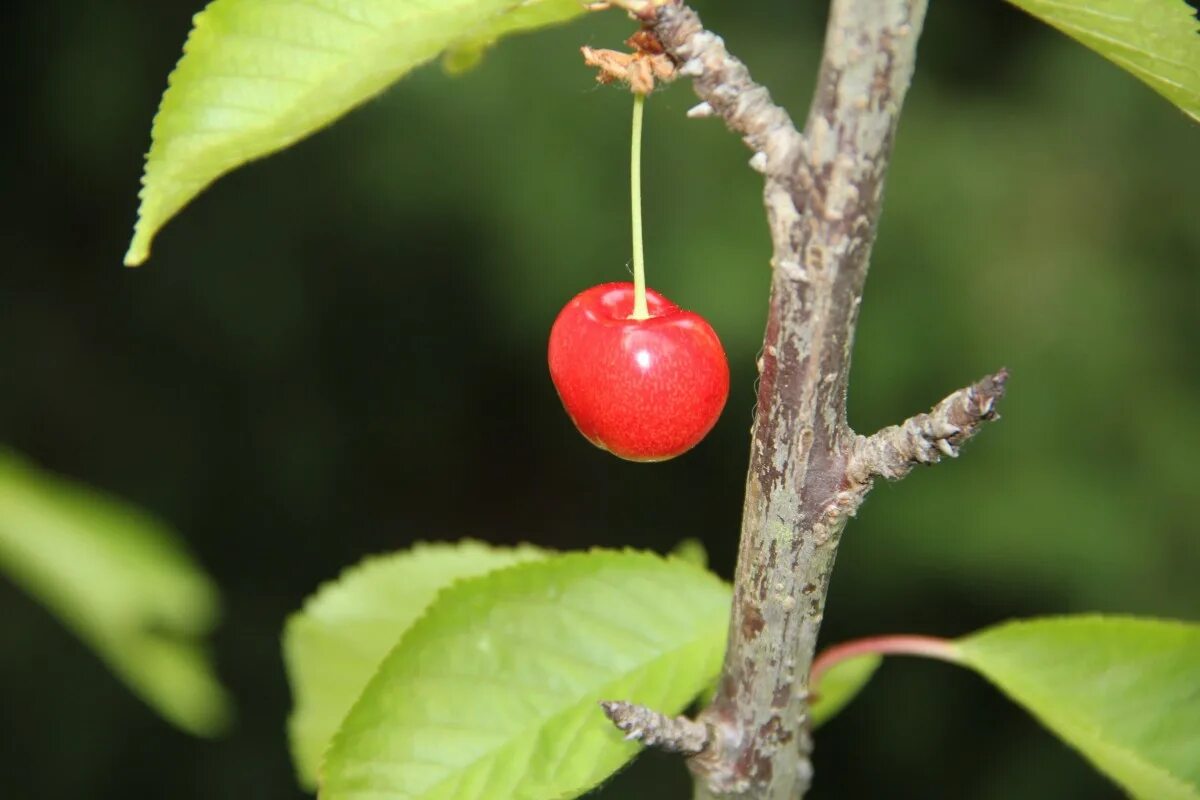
[321,549,731,800]
[957,616,1200,800]
[809,654,881,728]
[0,449,231,736]
[1006,0,1200,123]
[443,0,587,74]
[126,0,587,266]
[284,541,547,789]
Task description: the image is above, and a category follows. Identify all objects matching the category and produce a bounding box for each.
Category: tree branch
[652,5,804,177]
[599,701,712,755]
[847,370,1008,486]
[646,1,939,798]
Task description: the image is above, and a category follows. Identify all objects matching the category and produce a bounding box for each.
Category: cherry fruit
[548,282,729,461]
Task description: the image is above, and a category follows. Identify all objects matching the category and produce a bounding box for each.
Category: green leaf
[667,537,708,569]
[443,0,588,74]
[321,549,731,800]
[809,654,881,729]
[1005,0,1200,123]
[957,616,1200,800]
[0,449,231,736]
[126,0,587,266]
[284,541,547,789]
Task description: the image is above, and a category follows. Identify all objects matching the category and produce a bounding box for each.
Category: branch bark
[641,1,988,798]
[599,701,713,755]
[848,369,1008,487]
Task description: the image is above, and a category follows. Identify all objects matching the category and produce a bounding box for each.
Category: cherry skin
[548,282,730,462]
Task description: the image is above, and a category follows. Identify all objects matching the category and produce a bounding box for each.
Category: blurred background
[2,1,1197,797]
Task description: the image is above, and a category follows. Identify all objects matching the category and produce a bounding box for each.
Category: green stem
[630,92,649,320]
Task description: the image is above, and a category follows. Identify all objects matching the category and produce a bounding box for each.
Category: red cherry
[548,282,730,462]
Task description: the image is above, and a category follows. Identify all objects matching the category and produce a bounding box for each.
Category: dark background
[2,1,1197,798]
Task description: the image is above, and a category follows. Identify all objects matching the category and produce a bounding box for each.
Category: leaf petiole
[809,634,960,688]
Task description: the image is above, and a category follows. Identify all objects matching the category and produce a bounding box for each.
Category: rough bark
[600,701,712,755]
[602,2,1007,798]
[847,370,1008,487]
[665,1,923,797]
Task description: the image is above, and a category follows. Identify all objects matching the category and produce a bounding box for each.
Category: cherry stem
[809,634,960,688]
[629,91,649,321]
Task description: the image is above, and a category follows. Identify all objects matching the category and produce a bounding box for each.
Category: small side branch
[848,369,1008,486]
[653,4,804,173]
[599,701,711,755]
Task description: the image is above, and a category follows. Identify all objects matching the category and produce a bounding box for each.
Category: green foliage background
[1,1,1196,798]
